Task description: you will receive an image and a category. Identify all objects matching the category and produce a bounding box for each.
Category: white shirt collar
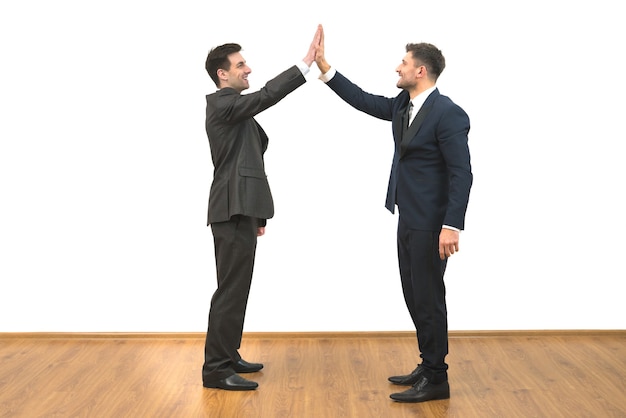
[408,85,436,125]
[409,86,436,112]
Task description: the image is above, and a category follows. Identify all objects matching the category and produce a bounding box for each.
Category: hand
[439,228,459,260]
[257,227,265,237]
[315,24,331,74]
[303,24,322,67]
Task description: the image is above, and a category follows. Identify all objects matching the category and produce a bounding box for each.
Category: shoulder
[206,88,239,109]
[432,91,468,115]
[210,88,237,97]
[431,90,463,110]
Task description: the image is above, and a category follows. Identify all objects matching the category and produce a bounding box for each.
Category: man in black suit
[315,26,472,402]
[202,26,321,391]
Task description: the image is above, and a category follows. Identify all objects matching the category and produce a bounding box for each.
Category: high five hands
[303,24,330,74]
[303,25,322,67]
[315,25,330,74]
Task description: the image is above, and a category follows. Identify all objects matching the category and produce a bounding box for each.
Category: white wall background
[1,0,624,332]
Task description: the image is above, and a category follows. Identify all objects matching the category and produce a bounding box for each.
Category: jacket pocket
[239,167,267,179]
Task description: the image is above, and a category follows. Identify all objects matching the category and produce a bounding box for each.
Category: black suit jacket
[325,71,472,231]
[205,66,306,225]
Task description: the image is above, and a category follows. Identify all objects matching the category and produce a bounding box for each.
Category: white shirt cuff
[318,67,336,83]
[297,61,310,76]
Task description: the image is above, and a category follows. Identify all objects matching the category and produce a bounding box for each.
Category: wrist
[318,60,331,74]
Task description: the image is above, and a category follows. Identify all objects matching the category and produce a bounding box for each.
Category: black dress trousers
[203,215,258,380]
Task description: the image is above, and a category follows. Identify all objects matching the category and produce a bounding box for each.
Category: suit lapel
[393,103,408,150]
[399,91,437,157]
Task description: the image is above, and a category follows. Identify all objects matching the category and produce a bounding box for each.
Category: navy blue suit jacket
[325,71,472,231]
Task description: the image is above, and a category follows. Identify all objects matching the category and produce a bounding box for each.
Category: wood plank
[0,332,624,417]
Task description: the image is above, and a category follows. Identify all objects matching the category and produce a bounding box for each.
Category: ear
[416,65,427,79]
[217,68,228,82]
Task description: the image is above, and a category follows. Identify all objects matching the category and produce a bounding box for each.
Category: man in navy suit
[315,26,472,403]
[202,26,321,391]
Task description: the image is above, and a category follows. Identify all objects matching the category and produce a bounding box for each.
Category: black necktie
[407,102,414,127]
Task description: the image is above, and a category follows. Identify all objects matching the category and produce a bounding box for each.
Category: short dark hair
[406,43,446,81]
[205,43,242,87]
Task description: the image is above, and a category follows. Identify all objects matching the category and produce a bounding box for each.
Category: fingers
[310,24,321,47]
[439,229,460,260]
[313,25,321,47]
[315,27,325,59]
[303,26,322,67]
[439,243,460,260]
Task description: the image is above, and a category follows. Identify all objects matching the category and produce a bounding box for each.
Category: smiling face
[395,51,423,91]
[218,52,251,92]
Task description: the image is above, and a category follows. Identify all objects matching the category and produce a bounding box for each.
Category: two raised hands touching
[303,25,322,67]
[303,24,330,74]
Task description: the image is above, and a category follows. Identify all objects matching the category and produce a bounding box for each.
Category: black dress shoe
[203,374,258,391]
[390,376,450,403]
[388,365,425,385]
[232,359,263,373]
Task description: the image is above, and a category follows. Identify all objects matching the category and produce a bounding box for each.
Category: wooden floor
[0,331,624,418]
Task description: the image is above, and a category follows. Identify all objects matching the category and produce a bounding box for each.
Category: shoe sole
[390,393,450,403]
[203,383,258,391]
[233,367,263,373]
